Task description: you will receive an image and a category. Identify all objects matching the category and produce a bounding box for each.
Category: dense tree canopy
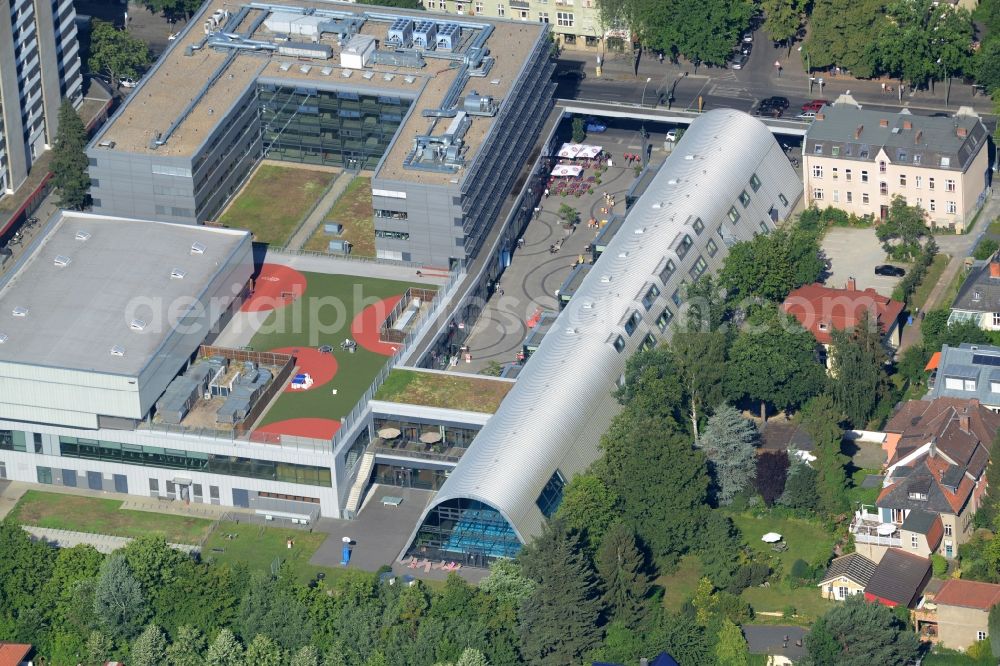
[828,313,891,429]
[51,100,91,210]
[88,21,152,88]
[699,405,759,505]
[804,595,919,666]
[720,226,824,305]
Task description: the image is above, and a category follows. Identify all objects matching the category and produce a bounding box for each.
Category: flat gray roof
[0,212,250,376]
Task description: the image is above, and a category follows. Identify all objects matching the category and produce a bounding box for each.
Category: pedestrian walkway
[22,525,200,555]
[285,170,353,251]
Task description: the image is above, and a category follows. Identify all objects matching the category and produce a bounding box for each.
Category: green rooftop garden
[374,368,513,413]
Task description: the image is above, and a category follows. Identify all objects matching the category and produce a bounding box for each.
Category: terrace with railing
[849,509,902,547]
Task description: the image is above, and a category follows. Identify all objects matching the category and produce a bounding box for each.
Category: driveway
[821,227,902,297]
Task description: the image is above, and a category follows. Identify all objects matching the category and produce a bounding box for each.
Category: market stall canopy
[551,164,584,177]
[557,142,583,158]
[577,144,603,158]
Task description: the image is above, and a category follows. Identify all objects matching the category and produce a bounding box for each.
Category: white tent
[550,164,584,177]
[577,144,603,158]
[557,143,583,159]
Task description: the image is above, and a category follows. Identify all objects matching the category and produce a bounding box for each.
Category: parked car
[763,96,790,110]
[796,111,818,120]
[875,264,906,277]
[729,53,749,70]
[585,118,607,133]
[120,78,139,89]
[665,129,678,142]
[742,31,753,43]
[740,42,752,56]
[801,99,829,113]
[555,69,586,81]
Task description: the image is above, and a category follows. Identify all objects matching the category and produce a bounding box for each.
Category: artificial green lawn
[9,490,213,544]
[250,272,421,426]
[217,164,334,245]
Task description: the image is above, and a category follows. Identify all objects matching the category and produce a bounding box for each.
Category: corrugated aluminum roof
[404,109,804,549]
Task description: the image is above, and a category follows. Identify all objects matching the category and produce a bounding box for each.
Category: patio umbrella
[877,523,897,536]
[761,532,783,543]
[419,432,443,444]
[378,427,401,439]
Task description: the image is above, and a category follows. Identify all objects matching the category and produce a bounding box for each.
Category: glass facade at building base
[408,498,521,565]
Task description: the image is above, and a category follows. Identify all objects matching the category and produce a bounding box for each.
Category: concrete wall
[937,604,989,652]
[88,150,198,224]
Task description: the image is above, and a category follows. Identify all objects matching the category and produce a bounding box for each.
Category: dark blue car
[585,118,607,133]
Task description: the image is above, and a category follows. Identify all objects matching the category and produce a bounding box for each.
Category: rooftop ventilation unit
[413,21,438,50]
[404,75,416,84]
[97,140,116,149]
[321,66,333,76]
[436,23,462,51]
[341,69,353,78]
[170,268,186,280]
[129,319,146,331]
[54,255,71,267]
[299,64,312,74]
[600,275,612,283]
[75,230,91,241]
[110,345,125,357]
[363,71,374,80]
[190,242,206,255]
[383,73,395,82]
[11,307,28,318]
[0,334,7,344]
[463,92,498,116]
[387,17,414,48]
[279,61,293,71]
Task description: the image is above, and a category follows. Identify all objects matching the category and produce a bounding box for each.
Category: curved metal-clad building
[403,109,804,564]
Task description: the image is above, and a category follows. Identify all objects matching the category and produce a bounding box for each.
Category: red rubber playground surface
[270,347,338,392]
[241,264,307,313]
[255,417,341,440]
[351,295,403,356]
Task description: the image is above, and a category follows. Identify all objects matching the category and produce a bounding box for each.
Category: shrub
[727,565,753,595]
[931,554,948,577]
[974,238,999,260]
[748,561,771,587]
[782,605,796,618]
[789,559,812,588]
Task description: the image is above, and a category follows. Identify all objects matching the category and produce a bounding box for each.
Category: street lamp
[799,46,810,94]
[641,76,653,107]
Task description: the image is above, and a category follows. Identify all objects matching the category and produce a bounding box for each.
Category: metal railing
[265,245,430,269]
[372,444,464,464]
[849,513,902,547]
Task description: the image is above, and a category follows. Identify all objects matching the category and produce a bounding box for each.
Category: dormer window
[908,492,928,501]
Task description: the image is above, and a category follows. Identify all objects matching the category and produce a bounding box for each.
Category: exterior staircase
[343,451,375,518]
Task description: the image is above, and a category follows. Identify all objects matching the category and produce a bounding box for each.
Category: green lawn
[655,554,703,612]
[846,468,883,508]
[217,164,334,245]
[251,272,420,425]
[374,369,514,413]
[940,261,971,312]
[988,217,1000,236]
[728,513,836,572]
[9,490,213,544]
[202,520,330,583]
[741,582,835,625]
[911,253,950,310]
[304,176,375,257]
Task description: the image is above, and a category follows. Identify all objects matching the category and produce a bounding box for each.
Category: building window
[37,466,52,485]
[613,335,625,352]
[929,177,935,190]
[538,11,548,21]
[916,198,922,208]
[833,190,840,203]
[992,313,1000,327]
[749,173,761,192]
[497,3,505,15]
[535,470,565,518]
[838,586,849,599]
[813,188,824,200]
[812,165,823,179]
[640,333,657,351]
[659,259,676,284]
[814,144,823,155]
[915,175,922,189]
[846,192,853,203]
[946,179,956,193]
[941,156,951,167]
[861,170,869,183]
[879,182,888,196]
[556,11,573,26]
[689,256,707,279]
[476,1,484,10]
[656,307,673,332]
[760,221,770,233]
[518,9,528,18]
[911,535,919,548]
[707,238,718,257]
[692,217,705,234]
[778,193,788,206]
[375,230,410,240]
[879,160,887,173]
[862,193,870,204]
[845,168,852,181]
[375,209,408,220]
[642,284,660,310]
[624,310,641,336]
[930,200,936,212]
[728,206,740,223]
[832,168,839,180]
[947,201,956,214]
[899,174,907,187]
[672,288,683,307]
[675,234,693,259]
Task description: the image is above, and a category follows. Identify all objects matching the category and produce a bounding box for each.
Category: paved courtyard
[822,227,904,296]
[457,125,671,373]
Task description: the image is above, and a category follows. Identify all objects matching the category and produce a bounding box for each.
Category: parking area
[821,227,904,296]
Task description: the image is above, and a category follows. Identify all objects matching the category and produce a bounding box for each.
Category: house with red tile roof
[850,397,998,562]
[915,579,1000,651]
[781,278,905,367]
[0,643,33,666]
